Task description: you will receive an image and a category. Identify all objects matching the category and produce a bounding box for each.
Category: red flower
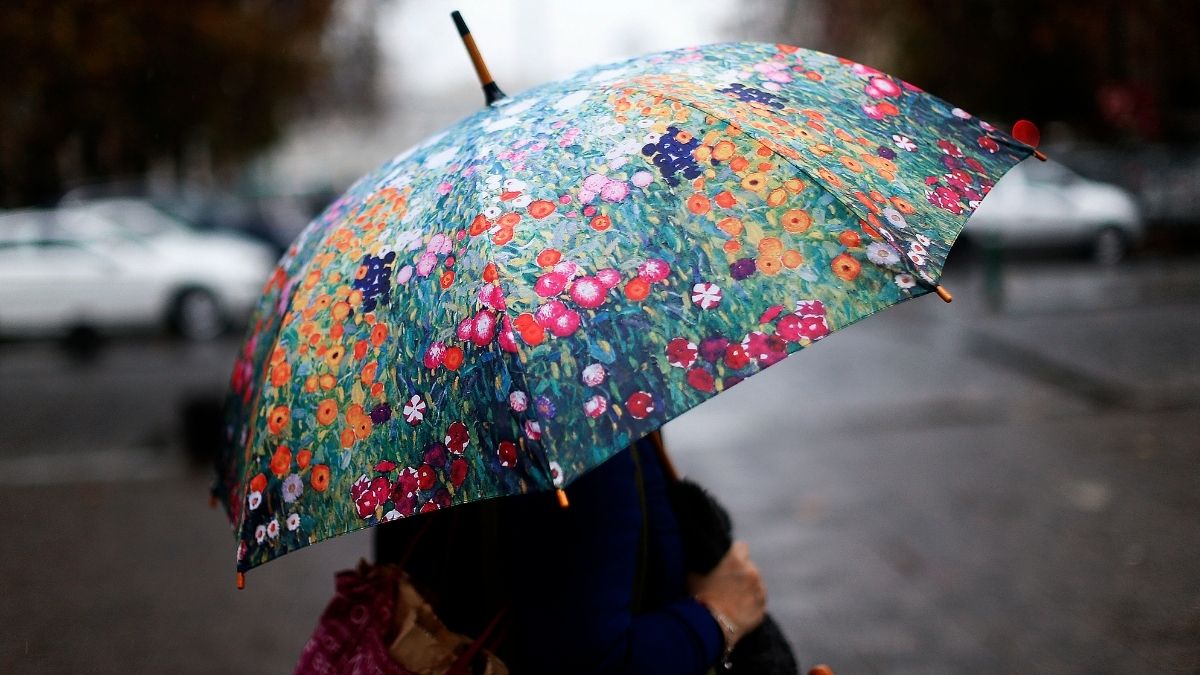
[456,317,473,341]
[497,441,518,468]
[392,467,419,501]
[445,421,470,454]
[417,464,436,491]
[548,309,581,337]
[471,310,498,347]
[928,186,964,214]
[534,300,567,328]
[797,315,830,341]
[724,344,751,370]
[450,458,468,487]
[796,299,826,317]
[686,368,715,392]
[351,475,380,519]
[423,341,446,369]
[936,139,963,157]
[666,338,698,368]
[570,276,607,309]
[759,305,785,323]
[977,135,999,153]
[637,258,671,283]
[626,391,655,419]
[375,460,396,473]
[596,268,621,288]
[497,314,519,353]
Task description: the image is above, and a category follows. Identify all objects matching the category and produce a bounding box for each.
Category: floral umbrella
[215,40,1035,582]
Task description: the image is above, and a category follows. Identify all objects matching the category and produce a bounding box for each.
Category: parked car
[0,198,277,340]
[966,158,1144,264]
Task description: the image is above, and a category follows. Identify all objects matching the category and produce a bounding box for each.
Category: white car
[966,159,1144,264]
[0,198,278,340]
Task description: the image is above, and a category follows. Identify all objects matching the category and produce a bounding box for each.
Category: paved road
[1,258,1198,673]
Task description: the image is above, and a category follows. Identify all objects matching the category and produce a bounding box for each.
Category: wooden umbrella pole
[451,11,506,106]
[647,430,680,483]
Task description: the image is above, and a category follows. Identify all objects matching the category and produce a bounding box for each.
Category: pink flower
[534,300,568,327]
[759,304,786,323]
[509,390,528,412]
[869,77,901,97]
[415,251,438,277]
[631,171,653,188]
[426,233,452,255]
[666,338,698,369]
[570,276,607,309]
[582,173,609,192]
[471,310,497,347]
[581,363,606,387]
[596,268,622,288]
[445,421,470,454]
[535,272,568,297]
[523,419,542,441]
[600,180,629,202]
[584,394,608,418]
[478,283,506,310]
[456,317,473,341]
[553,261,580,279]
[796,299,826,317]
[691,283,722,309]
[423,341,446,369]
[497,314,519,353]
[548,308,581,337]
[637,259,670,283]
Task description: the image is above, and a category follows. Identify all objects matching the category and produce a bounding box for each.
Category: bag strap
[446,605,509,675]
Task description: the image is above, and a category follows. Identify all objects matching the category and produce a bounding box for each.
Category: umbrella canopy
[216,41,1034,577]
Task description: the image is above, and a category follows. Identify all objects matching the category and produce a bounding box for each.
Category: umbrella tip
[1012,119,1047,161]
[236,572,246,590]
[450,10,506,106]
[556,488,570,509]
[934,285,953,303]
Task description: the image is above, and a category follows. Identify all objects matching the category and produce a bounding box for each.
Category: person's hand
[688,541,767,647]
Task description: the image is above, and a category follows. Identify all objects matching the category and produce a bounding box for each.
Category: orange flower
[469,214,491,236]
[340,428,356,448]
[536,249,562,267]
[817,167,843,188]
[361,361,378,385]
[840,156,865,173]
[781,249,804,268]
[440,270,455,289]
[723,240,742,253]
[527,199,556,219]
[492,226,514,246]
[267,405,290,435]
[270,361,291,388]
[296,448,312,470]
[324,344,345,369]
[316,399,338,426]
[712,140,735,161]
[329,324,344,340]
[250,472,267,493]
[304,375,319,392]
[482,262,498,282]
[740,173,767,192]
[270,445,292,478]
[839,231,862,248]
[331,301,351,321]
[758,237,784,256]
[369,323,388,347]
[319,373,336,390]
[270,346,287,366]
[781,209,812,234]
[717,217,743,237]
[729,156,750,172]
[497,212,521,228]
[590,214,611,231]
[310,464,330,492]
[832,253,862,281]
[444,346,464,371]
[353,340,368,361]
[714,191,737,208]
[766,188,787,207]
[686,193,711,215]
[757,256,782,276]
[624,278,651,301]
[519,323,545,346]
[890,196,916,215]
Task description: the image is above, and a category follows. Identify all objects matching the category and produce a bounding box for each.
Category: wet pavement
[1,257,1198,673]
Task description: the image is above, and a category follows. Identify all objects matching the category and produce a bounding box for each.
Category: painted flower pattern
[215,42,1031,574]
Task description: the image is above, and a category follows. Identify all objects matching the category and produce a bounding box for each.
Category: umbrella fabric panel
[216,42,1031,573]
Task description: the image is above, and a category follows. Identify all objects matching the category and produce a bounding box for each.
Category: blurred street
[1,257,1197,673]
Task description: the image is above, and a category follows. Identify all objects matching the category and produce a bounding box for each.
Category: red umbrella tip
[1012,119,1041,148]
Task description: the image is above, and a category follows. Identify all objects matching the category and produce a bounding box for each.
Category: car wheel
[1093,227,1128,265]
[170,288,225,341]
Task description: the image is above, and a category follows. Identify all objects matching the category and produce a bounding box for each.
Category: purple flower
[877,146,897,160]
[370,403,391,424]
[423,442,448,469]
[699,336,730,363]
[535,395,557,419]
[729,258,757,280]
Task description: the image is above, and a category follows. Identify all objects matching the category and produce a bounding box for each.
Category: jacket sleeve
[508,448,724,675]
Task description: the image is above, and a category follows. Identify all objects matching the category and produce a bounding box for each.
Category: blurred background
[1,0,1197,672]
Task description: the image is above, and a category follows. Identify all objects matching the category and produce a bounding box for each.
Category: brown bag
[387,566,508,675]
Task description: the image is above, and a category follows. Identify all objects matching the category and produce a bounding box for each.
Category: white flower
[866,243,900,265]
[915,234,932,247]
[403,395,426,425]
[910,242,928,256]
[281,474,303,503]
[286,513,301,531]
[894,273,917,289]
[382,510,402,522]
[907,250,927,266]
[482,205,502,219]
[237,541,247,561]
[524,419,542,441]
[581,364,606,387]
[247,491,262,510]
[892,134,917,152]
[266,519,280,539]
[952,107,972,119]
[510,194,532,208]
[691,282,723,310]
[509,390,529,412]
[549,461,564,488]
[254,525,267,544]
[882,207,908,229]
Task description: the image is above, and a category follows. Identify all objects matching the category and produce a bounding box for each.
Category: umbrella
[215,16,1038,585]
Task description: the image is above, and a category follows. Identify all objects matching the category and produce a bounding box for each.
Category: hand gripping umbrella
[214,13,1040,586]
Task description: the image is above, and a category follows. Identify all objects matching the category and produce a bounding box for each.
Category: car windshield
[51,200,191,242]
